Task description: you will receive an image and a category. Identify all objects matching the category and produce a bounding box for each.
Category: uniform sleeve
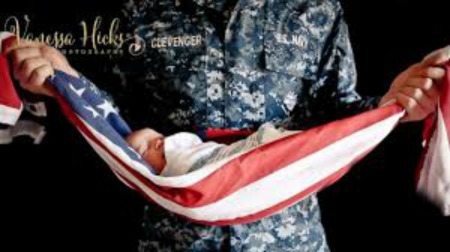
[288,7,381,129]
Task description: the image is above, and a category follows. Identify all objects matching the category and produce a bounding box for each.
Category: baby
[126,124,298,177]
[126,128,226,176]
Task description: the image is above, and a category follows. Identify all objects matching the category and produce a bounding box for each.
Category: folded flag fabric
[0,33,22,126]
[416,62,450,216]
[0,33,448,224]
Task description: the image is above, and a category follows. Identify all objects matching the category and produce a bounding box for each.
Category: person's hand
[379,45,450,122]
[5,38,79,97]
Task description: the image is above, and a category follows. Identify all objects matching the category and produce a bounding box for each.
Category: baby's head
[126,128,166,173]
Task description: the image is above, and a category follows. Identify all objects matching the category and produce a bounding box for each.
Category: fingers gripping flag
[0,33,448,224]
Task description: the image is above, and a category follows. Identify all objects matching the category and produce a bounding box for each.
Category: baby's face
[126,128,166,173]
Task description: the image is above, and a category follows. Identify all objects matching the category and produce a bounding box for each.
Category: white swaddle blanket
[161,132,225,177]
[161,123,299,177]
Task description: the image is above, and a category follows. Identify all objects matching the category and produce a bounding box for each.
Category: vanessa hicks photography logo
[3,15,146,56]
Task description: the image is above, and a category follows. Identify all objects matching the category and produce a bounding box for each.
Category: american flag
[0,33,448,224]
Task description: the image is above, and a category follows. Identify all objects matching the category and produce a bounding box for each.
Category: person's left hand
[4,38,79,97]
[379,46,450,122]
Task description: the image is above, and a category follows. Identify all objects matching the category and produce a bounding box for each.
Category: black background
[1,0,449,251]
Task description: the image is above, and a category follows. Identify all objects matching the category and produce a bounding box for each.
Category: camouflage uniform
[101,0,381,251]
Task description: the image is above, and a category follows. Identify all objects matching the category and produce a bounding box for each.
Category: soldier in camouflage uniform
[6,0,448,251]
[112,1,377,249]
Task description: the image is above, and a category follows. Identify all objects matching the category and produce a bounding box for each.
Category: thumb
[422,45,450,66]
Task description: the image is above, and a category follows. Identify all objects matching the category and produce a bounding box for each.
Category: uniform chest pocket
[150,34,206,77]
[142,7,207,78]
[263,26,322,81]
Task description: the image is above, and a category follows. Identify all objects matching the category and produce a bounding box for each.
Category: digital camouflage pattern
[98,0,381,250]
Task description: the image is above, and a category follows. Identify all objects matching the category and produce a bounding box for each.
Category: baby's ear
[154,138,164,151]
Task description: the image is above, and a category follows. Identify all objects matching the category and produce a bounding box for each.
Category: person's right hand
[5,38,79,96]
